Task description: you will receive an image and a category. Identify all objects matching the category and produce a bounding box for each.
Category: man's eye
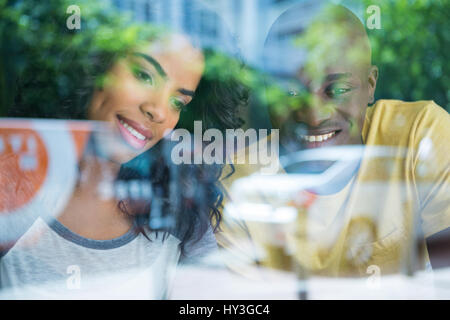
[288,89,299,97]
[326,86,352,98]
[170,97,187,111]
[132,67,153,85]
[287,84,308,98]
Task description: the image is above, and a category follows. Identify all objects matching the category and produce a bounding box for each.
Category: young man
[218,2,449,277]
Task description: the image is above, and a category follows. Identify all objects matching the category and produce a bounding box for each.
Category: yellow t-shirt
[217,99,450,277]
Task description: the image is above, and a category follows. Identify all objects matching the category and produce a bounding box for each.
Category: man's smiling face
[266,5,378,154]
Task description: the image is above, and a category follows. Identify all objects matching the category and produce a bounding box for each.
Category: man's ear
[368,65,378,104]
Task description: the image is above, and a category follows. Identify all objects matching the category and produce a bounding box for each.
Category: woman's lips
[116,115,153,150]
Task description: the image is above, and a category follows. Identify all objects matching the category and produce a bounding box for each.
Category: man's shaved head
[263,2,378,155]
[264,2,372,78]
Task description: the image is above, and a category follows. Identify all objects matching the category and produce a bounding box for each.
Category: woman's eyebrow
[178,88,195,97]
[133,52,167,78]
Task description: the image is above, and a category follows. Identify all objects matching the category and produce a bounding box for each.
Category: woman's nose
[139,101,168,123]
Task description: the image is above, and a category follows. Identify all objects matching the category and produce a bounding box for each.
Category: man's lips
[299,129,342,147]
[116,115,153,150]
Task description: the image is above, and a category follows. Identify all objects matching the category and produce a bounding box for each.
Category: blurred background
[1,0,449,122]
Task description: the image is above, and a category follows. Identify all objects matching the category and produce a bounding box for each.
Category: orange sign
[0,128,49,212]
[0,120,91,214]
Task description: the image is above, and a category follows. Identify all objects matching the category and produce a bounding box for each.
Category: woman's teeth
[300,131,336,142]
[119,119,147,141]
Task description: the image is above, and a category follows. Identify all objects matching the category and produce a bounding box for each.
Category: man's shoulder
[364,99,446,145]
[369,99,441,119]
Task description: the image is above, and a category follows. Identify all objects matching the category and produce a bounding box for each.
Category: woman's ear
[368,65,378,104]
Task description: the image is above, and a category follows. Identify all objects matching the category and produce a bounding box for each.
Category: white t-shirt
[0,217,218,299]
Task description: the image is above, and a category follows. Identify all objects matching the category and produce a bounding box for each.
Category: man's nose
[295,95,334,128]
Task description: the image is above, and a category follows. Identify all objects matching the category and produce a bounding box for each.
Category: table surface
[170,265,450,300]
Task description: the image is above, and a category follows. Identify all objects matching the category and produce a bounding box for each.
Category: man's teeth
[300,131,336,142]
[119,119,147,141]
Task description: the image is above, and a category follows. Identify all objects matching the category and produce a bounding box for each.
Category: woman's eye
[132,67,153,85]
[170,97,187,111]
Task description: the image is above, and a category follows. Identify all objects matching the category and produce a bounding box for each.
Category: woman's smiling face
[87,34,204,163]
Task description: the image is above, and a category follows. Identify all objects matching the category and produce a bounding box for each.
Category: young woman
[0,13,246,298]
